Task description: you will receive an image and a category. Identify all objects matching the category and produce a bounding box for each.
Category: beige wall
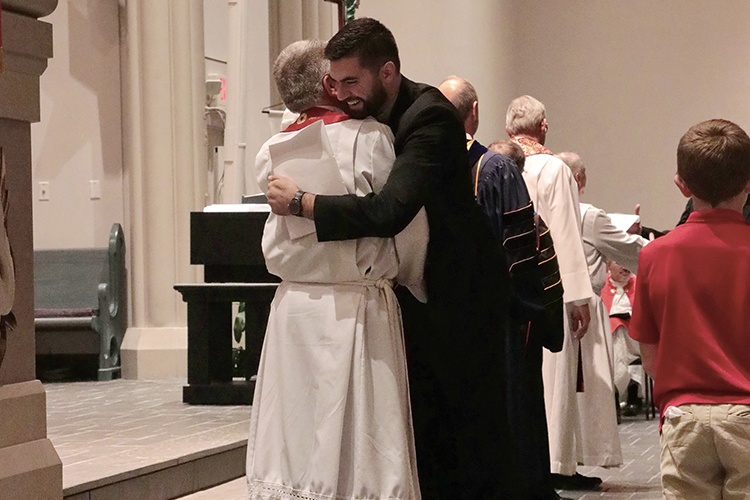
[29,0,750,244]
[510,0,750,229]
[31,0,123,250]
[357,0,514,149]
[359,0,750,230]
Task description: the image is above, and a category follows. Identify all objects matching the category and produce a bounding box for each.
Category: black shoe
[541,492,573,500]
[550,472,602,491]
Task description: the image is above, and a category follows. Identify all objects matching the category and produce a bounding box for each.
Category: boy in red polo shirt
[629,118,750,499]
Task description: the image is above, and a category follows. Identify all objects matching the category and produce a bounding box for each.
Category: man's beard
[341,80,387,119]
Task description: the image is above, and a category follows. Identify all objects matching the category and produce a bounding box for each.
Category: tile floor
[45,379,662,499]
[45,379,251,494]
[569,416,662,499]
[181,415,663,499]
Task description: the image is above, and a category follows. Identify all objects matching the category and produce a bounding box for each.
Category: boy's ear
[744,176,750,193]
[674,174,693,198]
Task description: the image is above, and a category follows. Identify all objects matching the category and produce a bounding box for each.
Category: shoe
[550,472,602,491]
[541,492,573,500]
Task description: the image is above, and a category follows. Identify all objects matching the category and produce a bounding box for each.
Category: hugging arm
[314,105,459,241]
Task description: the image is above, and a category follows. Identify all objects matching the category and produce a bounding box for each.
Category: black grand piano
[175,208,279,405]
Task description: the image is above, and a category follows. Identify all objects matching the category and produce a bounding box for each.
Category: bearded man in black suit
[265,18,518,500]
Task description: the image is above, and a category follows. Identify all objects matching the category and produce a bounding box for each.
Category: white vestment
[579,203,645,296]
[522,154,594,475]
[246,114,426,500]
[612,323,644,398]
[575,204,648,466]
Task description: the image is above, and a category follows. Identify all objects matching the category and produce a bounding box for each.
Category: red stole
[511,136,553,157]
[601,275,637,332]
[282,107,350,132]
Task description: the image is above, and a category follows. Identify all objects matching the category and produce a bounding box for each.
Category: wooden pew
[35,224,127,380]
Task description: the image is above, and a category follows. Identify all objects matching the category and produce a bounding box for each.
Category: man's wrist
[301,192,315,220]
[288,189,306,216]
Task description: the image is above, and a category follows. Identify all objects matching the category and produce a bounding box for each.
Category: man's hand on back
[266,175,316,219]
[266,175,299,216]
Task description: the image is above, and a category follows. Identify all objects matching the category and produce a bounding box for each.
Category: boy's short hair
[324,17,400,73]
[677,119,750,207]
[489,140,526,172]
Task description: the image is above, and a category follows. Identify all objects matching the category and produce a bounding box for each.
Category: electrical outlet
[90,180,101,200]
[39,182,50,201]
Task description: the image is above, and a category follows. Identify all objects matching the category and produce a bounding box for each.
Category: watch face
[289,197,302,215]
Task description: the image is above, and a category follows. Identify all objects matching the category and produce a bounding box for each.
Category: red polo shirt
[629,209,750,419]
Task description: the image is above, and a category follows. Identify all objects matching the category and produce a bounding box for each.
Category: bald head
[438,75,479,137]
[556,151,586,195]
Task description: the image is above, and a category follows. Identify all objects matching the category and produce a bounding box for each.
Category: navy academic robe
[470,140,565,499]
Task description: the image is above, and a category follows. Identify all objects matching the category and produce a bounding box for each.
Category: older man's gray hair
[506,95,546,136]
[273,39,329,113]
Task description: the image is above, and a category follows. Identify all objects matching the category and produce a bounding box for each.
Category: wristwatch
[288,190,306,216]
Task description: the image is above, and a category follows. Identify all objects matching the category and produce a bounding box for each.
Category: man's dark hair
[325,17,400,72]
[677,119,750,207]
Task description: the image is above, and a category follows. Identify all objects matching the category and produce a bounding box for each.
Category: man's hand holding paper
[264,120,347,234]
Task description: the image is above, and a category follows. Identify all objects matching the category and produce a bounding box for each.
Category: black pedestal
[174,283,277,405]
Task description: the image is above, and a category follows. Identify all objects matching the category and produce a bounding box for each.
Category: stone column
[120,1,207,379]
[0,1,63,498]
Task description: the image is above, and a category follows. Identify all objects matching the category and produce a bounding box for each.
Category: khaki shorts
[660,403,750,500]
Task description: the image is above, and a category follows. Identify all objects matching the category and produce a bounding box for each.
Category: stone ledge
[2,11,53,62]
[63,441,246,500]
[121,327,188,379]
[0,10,54,122]
[2,0,58,19]
[0,380,47,448]
[0,438,62,500]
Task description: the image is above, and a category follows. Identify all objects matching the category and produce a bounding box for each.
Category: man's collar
[467,138,488,168]
[511,135,553,157]
[317,104,346,114]
[282,106,350,132]
[375,98,395,123]
[375,74,402,123]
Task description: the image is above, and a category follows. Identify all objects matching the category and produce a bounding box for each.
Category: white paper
[268,120,348,240]
[608,213,640,233]
[268,120,347,195]
[203,203,271,213]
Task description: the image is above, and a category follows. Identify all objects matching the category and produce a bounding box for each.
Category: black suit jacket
[313,77,517,498]
[314,77,511,316]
